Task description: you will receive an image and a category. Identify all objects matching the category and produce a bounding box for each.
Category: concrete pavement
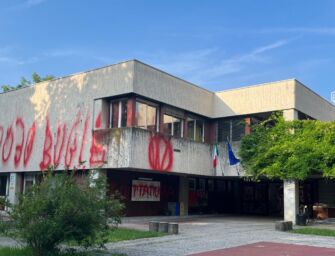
[104,215,335,256]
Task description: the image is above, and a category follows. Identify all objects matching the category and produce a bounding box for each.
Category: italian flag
[212,144,219,169]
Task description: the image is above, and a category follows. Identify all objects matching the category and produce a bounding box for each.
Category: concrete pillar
[284,180,299,224]
[283,109,298,121]
[7,173,23,206]
[179,176,189,216]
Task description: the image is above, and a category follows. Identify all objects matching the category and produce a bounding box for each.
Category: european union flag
[227,141,240,166]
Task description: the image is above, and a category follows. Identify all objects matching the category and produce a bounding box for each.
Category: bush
[10,169,124,256]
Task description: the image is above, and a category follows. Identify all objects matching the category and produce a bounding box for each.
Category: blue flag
[227,141,240,166]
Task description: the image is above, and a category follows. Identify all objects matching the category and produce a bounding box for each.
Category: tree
[239,113,335,180]
[1,72,55,92]
[10,169,124,256]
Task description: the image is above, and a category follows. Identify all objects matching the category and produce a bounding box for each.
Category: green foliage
[239,113,335,180]
[291,227,335,237]
[0,247,91,256]
[102,227,166,243]
[10,170,124,256]
[1,72,54,92]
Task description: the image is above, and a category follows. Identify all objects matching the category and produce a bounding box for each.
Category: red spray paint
[64,112,81,168]
[39,117,53,171]
[23,122,36,167]
[14,118,25,168]
[78,111,90,166]
[2,126,14,164]
[89,112,106,167]
[53,123,67,167]
[148,135,173,171]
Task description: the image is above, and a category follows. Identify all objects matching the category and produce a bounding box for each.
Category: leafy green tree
[10,169,124,256]
[1,72,55,92]
[239,113,335,180]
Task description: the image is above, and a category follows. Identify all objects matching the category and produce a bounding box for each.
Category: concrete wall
[0,61,135,172]
[133,61,214,118]
[295,81,335,121]
[213,80,296,117]
[99,128,214,176]
[97,127,243,177]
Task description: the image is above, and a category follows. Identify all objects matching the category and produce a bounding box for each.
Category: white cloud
[146,39,291,87]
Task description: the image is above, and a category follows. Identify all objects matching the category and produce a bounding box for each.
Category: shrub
[10,169,124,256]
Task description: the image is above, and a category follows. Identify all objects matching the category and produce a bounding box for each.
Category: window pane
[195,120,203,142]
[173,117,182,138]
[232,118,245,141]
[146,105,157,132]
[135,102,147,128]
[120,100,128,127]
[163,114,173,135]
[217,119,230,142]
[135,101,157,131]
[110,101,119,128]
[187,119,195,140]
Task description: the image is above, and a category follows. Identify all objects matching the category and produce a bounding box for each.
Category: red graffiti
[2,126,14,164]
[23,122,36,167]
[14,118,25,168]
[64,112,81,168]
[78,111,90,165]
[89,112,106,167]
[1,109,108,170]
[148,135,173,171]
[95,112,102,128]
[39,117,53,171]
[132,184,160,199]
[53,123,67,167]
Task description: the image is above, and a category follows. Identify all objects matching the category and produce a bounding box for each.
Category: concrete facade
[0,60,334,220]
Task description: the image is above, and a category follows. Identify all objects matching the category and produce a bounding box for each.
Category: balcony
[93,128,214,176]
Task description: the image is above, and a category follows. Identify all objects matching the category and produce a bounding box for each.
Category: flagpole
[219,145,224,176]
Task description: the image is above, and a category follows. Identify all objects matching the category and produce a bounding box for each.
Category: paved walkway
[189,242,335,256]
[2,215,335,255]
[104,215,335,256]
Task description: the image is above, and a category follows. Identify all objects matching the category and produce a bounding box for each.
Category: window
[195,120,204,142]
[188,178,196,191]
[24,174,36,193]
[217,117,245,142]
[187,117,204,142]
[109,99,128,128]
[163,114,183,138]
[0,176,7,196]
[135,101,157,132]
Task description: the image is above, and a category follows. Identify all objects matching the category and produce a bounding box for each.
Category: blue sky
[1,0,335,102]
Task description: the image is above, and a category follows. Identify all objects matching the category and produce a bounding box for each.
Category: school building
[0,60,334,223]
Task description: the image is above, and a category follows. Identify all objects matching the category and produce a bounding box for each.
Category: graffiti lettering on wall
[0,111,106,170]
[89,112,106,167]
[0,119,36,168]
[131,180,160,201]
[148,135,173,171]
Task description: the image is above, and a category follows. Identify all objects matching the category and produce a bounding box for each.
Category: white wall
[0,61,135,172]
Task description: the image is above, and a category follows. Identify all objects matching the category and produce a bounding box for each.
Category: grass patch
[291,227,335,237]
[66,227,166,246]
[104,227,166,243]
